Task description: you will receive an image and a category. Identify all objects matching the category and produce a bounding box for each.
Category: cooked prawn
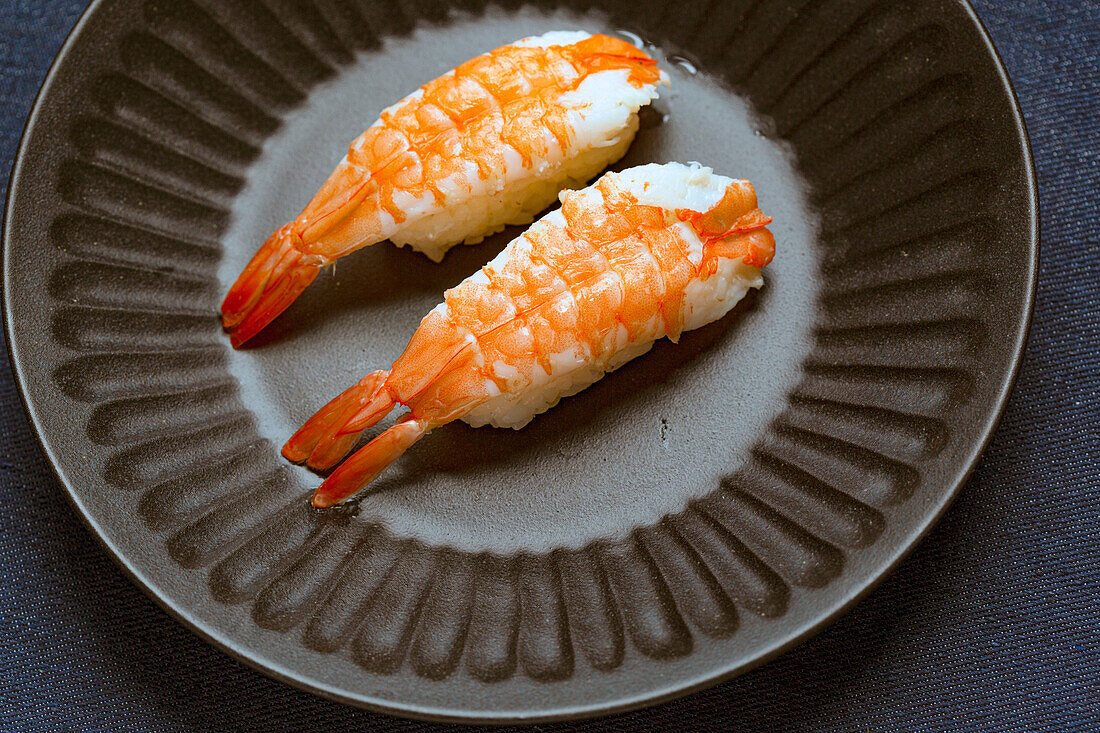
[283,162,775,507]
[221,31,667,347]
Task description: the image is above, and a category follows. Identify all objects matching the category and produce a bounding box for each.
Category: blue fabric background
[1,1,1096,730]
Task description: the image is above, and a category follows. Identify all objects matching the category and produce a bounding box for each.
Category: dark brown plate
[3,0,1036,723]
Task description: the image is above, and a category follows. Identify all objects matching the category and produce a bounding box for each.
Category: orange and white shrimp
[283,162,775,507]
[222,31,668,347]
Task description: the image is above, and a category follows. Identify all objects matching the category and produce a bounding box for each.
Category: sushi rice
[463,162,765,428]
[390,30,668,261]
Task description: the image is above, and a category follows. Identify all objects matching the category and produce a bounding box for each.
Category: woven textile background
[1,1,1096,730]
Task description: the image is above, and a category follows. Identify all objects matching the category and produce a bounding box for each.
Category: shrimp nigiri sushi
[222,31,668,347]
[283,162,776,507]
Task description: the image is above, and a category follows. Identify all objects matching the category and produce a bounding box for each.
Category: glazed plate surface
[4,0,1036,723]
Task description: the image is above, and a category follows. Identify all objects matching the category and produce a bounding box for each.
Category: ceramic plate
[4,0,1036,723]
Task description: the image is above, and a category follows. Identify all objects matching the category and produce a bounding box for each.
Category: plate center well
[221,8,820,553]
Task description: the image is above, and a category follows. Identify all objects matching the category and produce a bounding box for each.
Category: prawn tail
[281,370,395,470]
[221,223,323,348]
[312,416,429,508]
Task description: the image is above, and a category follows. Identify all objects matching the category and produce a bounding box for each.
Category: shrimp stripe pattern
[283,163,776,508]
[221,31,667,347]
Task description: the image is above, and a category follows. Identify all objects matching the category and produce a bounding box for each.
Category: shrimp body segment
[222,31,668,346]
[284,163,776,507]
